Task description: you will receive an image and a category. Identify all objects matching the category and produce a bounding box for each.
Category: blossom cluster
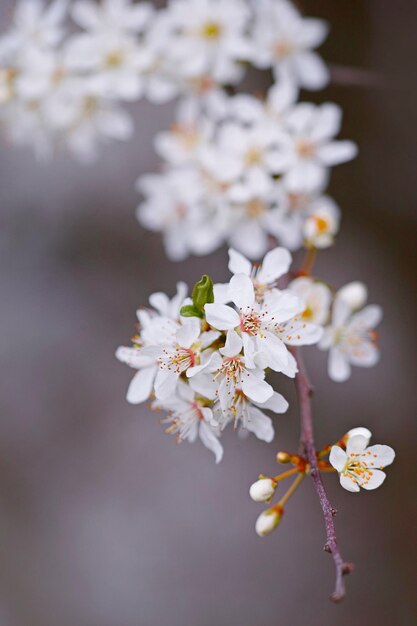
[116,247,383,461]
[138,86,357,260]
[251,427,395,536]
[0,0,330,160]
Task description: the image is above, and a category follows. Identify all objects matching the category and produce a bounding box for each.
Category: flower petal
[204,303,240,331]
[126,366,157,404]
[365,445,395,468]
[329,445,347,472]
[246,406,274,442]
[199,421,223,464]
[220,329,243,357]
[339,473,360,492]
[328,347,351,382]
[346,434,368,455]
[361,470,386,490]
[255,391,289,414]
[347,427,372,447]
[176,318,201,348]
[228,248,252,276]
[228,273,255,310]
[258,247,292,284]
[242,371,273,404]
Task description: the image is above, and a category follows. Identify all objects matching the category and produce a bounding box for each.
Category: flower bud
[276,451,291,463]
[255,507,283,536]
[337,282,367,310]
[249,478,276,503]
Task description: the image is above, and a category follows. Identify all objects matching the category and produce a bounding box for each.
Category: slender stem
[293,348,353,603]
[329,64,389,89]
[278,472,305,508]
[272,467,299,482]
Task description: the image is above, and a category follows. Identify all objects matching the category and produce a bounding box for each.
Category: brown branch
[293,348,353,602]
[329,63,389,89]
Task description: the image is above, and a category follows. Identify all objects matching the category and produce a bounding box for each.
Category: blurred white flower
[289,277,332,326]
[319,288,383,382]
[303,196,341,248]
[251,0,329,90]
[330,433,395,492]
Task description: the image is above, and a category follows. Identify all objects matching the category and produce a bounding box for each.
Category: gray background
[0,1,416,624]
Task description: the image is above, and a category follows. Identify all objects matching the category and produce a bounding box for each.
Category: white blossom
[289,276,332,326]
[250,0,329,91]
[330,433,395,492]
[255,507,282,536]
[319,288,382,382]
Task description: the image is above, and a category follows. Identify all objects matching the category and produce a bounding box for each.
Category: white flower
[188,348,274,412]
[136,168,223,261]
[289,276,332,325]
[0,0,68,57]
[205,271,321,375]
[319,289,383,382]
[116,282,187,403]
[303,196,340,248]
[330,433,395,492]
[278,102,358,192]
[163,0,252,85]
[67,1,154,101]
[255,507,282,536]
[250,478,277,503]
[159,381,223,463]
[251,0,329,90]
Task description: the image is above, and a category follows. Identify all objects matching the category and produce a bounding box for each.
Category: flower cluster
[116,246,324,461]
[0,0,330,160]
[116,246,385,463]
[251,427,395,536]
[138,85,357,259]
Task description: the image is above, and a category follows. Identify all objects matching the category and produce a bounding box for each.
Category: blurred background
[0,1,416,625]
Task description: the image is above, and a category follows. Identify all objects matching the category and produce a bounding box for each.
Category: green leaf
[192,274,214,313]
[179,304,203,318]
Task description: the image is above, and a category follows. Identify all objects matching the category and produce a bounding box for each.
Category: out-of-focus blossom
[289,276,332,326]
[319,287,383,382]
[250,0,329,91]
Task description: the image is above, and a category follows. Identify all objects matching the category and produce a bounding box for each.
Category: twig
[330,63,389,89]
[294,348,353,602]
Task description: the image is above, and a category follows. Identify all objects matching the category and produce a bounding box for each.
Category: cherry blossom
[330,433,395,492]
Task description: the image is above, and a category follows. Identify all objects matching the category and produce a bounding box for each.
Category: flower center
[344,457,375,487]
[105,50,124,68]
[159,347,196,373]
[313,215,329,233]
[217,357,244,384]
[240,311,261,335]
[244,147,263,166]
[245,198,266,218]
[201,21,222,39]
[296,139,315,159]
[274,40,294,59]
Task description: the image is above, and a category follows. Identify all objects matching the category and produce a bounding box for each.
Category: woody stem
[294,347,353,603]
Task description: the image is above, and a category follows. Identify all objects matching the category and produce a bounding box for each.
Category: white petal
[246,406,274,442]
[258,331,290,373]
[228,248,252,276]
[228,274,255,310]
[293,51,329,90]
[316,141,358,166]
[199,421,223,463]
[115,346,156,368]
[154,369,179,401]
[258,247,292,284]
[126,366,156,404]
[176,318,201,348]
[346,435,369,455]
[204,303,240,331]
[339,473,360,492]
[220,329,243,357]
[328,348,351,382]
[309,103,341,143]
[329,445,347,472]
[361,470,386,490]
[188,372,218,401]
[351,305,383,329]
[213,283,230,304]
[255,391,289,414]
[347,427,372,447]
[241,372,273,404]
[365,445,395,468]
